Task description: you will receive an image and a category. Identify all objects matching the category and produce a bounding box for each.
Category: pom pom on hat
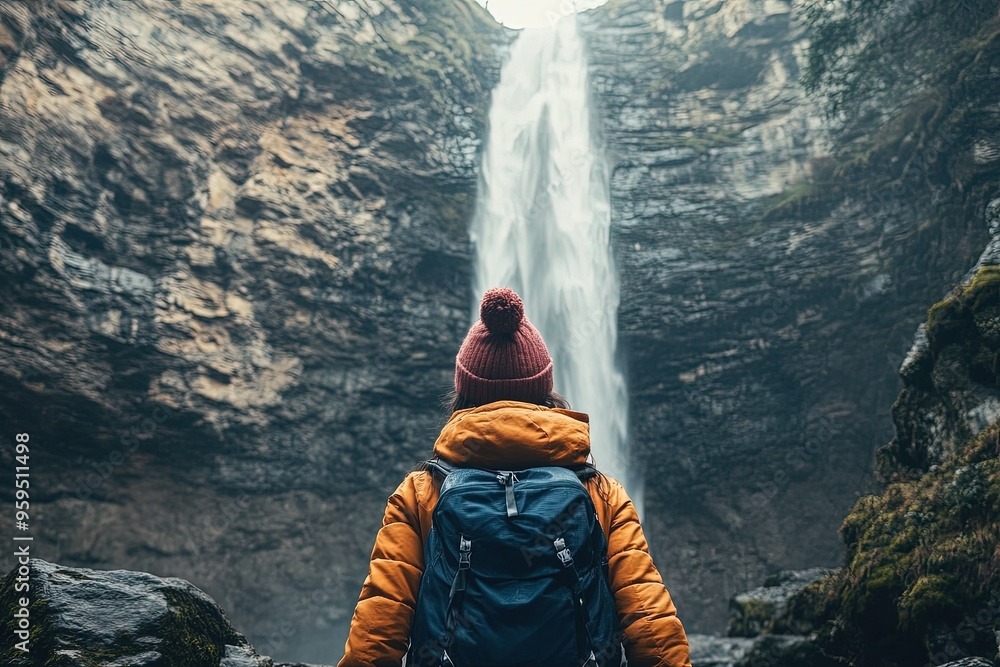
[480,287,523,335]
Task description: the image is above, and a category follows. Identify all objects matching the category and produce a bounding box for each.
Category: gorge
[1,0,998,665]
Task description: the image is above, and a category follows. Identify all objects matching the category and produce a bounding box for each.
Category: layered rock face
[580,0,996,631]
[0,0,501,661]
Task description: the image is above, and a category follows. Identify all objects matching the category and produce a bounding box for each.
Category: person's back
[338,288,691,667]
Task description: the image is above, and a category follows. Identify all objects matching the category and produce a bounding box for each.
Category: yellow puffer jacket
[338,401,692,667]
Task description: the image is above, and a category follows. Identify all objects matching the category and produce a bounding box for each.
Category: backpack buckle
[497,471,519,518]
[458,535,472,570]
[554,537,574,567]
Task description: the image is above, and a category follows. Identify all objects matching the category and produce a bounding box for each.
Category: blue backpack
[407,459,622,667]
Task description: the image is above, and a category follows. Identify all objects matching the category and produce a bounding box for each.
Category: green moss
[840,495,881,554]
[899,574,964,630]
[927,266,1000,339]
[0,567,57,667]
[965,265,1000,312]
[783,422,1000,665]
[920,266,1000,389]
[157,588,242,667]
[926,294,964,340]
[729,597,777,637]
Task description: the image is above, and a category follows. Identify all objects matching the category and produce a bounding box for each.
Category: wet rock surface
[882,197,1000,476]
[0,559,271,667]
[688,634,755,667]
[743,198,1000,666]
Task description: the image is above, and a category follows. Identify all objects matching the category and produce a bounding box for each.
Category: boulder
[0,559,273,667]
[726,568,834,638]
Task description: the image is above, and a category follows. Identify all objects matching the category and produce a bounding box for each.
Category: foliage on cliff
[765,0,1000,305]
[797,0,1000,190]
[802,0,999,120]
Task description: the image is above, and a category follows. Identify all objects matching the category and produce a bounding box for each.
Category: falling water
[470,19,640,510]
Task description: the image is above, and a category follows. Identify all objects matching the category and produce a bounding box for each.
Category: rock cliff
[743,199,1000,666]
[580,0,998,631]
[0,0,502,660]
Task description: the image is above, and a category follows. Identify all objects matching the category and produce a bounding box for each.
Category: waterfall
[470,18,640,510]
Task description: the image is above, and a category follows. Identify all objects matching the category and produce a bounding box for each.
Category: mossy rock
[879,387,945,478]
[775,577,838,635]
[0,567,56,667]
[0,559,270,667]
[927,290,974,350]
[925,265,1000,388]
[727,569,835,638]
[788,423,1000,666]
[927,266,1000,357]
[898,574,965,631]
[728,597,777,638]
[965,266,1000,313]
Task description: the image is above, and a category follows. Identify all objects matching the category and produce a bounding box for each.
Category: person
[338,287,691,667]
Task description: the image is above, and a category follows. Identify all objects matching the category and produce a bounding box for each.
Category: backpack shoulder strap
[420,457,457,480]
[566,463,600,481]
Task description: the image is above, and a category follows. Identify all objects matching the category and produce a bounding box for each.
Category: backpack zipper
[497,471,519,517]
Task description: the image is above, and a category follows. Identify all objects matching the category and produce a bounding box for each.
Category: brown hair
[442,388,572,413]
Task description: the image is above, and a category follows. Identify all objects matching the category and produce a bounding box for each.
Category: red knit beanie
[455,287,554,405]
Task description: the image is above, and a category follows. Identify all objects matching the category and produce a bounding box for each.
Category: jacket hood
[433,400,591,469]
